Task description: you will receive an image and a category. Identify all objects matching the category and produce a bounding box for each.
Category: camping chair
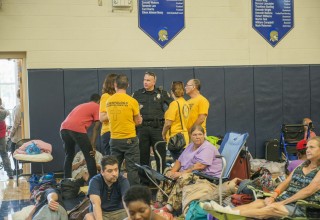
[193,132,249,205]
[203,199,320,220]
[13,139,53,186]
[280,124,311,161]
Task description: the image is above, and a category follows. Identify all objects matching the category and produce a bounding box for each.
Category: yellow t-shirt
[165,97,190,145]
[99,93,111,135]
[187,94,209,133]
[106,93,140,139]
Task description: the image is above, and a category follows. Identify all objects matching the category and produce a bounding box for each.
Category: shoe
[8,176,14,179]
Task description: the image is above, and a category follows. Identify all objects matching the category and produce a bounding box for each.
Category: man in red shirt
[60,94,100,180]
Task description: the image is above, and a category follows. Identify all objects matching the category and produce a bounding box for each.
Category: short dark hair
[101,155,118,171]
[123,185,152,206]
[90,94,101,102]
[115,74,129,90]
[145,71,157,81]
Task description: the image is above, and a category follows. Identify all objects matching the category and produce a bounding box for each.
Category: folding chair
[13,139,53,186]
[280,124,308,161]
[194,132,249,205]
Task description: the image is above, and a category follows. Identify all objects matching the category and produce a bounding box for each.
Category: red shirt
[0,121,6,138]
[60,102,99,133]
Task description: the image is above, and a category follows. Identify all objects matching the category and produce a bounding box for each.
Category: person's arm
[90,194,103,220]
[277,170,320,205]
[133,114,143,126]
[264,171,293,205]
[166,160,182,179]
[183,162,207,174]
[90,121,100,150]
[190,114,207,131]
[47,192,60,211]
[25,206,37,220]
[10,105,21,138]
[72,159,86,171]
[162,120,172,141]
[99,112,108,123]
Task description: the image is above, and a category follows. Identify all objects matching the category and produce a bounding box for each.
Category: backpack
[185,201,207,220]
[29,174,41,192]
[30,173,57,200]
[59,178,81,199]
[68,197,90,220]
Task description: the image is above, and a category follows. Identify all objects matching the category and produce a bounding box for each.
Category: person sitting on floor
[287,139,308,173]
[72,150,103,183]
[156,124,222,213]
[26,188,67,220]
[203,136,320,219]
[123,185,169,220]
[85,155,129,220]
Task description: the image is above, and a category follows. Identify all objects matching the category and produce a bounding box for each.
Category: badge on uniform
[156,94,161,99]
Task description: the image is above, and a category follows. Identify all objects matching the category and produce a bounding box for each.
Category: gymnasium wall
[29,65,320,172]
[0,0,319,68]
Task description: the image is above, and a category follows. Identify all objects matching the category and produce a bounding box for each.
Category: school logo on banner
[138,0,185,48]
[252,0,294,47]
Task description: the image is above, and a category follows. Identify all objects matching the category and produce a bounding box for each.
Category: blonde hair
[171,81,184,97]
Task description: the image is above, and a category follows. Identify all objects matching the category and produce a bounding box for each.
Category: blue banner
[252,0,294,47]
[138,0,185,48]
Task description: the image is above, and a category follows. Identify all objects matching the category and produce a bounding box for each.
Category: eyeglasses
[185,84,194,87]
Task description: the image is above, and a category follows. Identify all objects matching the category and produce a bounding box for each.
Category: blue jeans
[110,137,140,186]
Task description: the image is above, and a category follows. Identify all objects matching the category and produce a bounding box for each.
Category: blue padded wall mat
[63,69,99,116]
[224,66,255,156]
[282,66,310,124]
[254,66,283,158]
[194,67,226,137]
[28,69,65,172]
[310,65,320,134]
[163,67,194,95]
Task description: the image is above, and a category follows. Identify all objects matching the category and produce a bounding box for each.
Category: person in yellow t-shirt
[99,73,117,155]
[185,79,209,135]
[106,74,142,186]
[162,81,190,160]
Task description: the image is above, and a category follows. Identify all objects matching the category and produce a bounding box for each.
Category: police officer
[133,71,173,185]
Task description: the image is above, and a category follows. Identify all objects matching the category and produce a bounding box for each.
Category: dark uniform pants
[137,126,166,185]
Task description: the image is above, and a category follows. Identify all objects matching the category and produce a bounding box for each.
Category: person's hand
[170,171,182,180]
[89,150,96,157]
[162,134,167,141]
[264,197,275,205]
[80,159,86,166]
[48,199,59,211]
